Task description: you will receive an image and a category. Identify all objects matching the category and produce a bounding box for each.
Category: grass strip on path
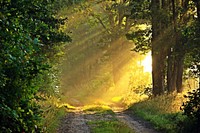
[84,106,134,133]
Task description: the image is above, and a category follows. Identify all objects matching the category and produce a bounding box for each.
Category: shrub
[0,0,70,132]
[180,88,200,133]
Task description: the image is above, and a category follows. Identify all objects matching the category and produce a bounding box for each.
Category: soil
[58,109,160,133]
[58,112,90,133]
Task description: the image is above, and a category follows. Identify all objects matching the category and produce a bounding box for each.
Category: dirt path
[116,111,160,133]
[58,112,90,133]
[58,110,117,133]
[58,109,160,133]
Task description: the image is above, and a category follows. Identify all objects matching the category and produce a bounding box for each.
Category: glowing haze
[59,5,153,109]
[141,52,152,73]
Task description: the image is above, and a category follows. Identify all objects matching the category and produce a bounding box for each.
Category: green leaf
[33,38,39,45]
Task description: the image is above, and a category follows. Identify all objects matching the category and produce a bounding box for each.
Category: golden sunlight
[141,52,152,73]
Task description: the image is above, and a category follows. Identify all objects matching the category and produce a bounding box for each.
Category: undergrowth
[129,93,186,133]
[39,96,66,133]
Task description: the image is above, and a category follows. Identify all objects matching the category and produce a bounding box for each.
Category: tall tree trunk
[167,51,177,92]
[151,0,165,96]
[152,51,165,95]
[173,0,186,93]
[176,55,184,93]
[171,0,177,31]
[196,1,200,89]
[166,0,177,93]
[197,1,200,21]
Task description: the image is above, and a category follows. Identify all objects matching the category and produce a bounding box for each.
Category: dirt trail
[58,112,90,133]
[58,109,160,133]
[116,111,160,133]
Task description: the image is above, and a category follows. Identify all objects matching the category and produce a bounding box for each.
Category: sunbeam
[59,4,152,109]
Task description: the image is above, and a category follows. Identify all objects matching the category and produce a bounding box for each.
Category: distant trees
[102,0,150,34]
[53,0,84,10]
[0,0,70,132]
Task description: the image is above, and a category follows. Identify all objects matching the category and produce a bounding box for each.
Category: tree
[126,0,199,96]
[0,0,70,132]
[151,0,166,95]
[179,1,200,132]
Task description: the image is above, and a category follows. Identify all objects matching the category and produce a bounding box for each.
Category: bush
[0,0,70,132]
[180,88,200,133]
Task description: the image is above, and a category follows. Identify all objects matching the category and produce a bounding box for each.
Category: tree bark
[176,56,184,93]
[166,0,177,93]
[167,51,177,92]
[151,0,165,96]
[152,51,165,95]
[197,1,200,21]
[166,0,184,93]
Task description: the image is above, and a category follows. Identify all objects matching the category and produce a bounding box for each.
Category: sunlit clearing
[141,52,152,73]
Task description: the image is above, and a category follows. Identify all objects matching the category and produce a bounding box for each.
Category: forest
[0,0,200,132]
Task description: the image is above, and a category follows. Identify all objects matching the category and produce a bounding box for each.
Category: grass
[88,120,134,133]
[83,105,113,113]
[128,93,187,133]
[39,96,67,133]
[83,105,134,133]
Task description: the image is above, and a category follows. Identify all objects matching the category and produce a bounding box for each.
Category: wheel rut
[116,111,160,133]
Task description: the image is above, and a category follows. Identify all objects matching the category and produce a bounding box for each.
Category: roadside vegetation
[0,0,74,132]
[129,93,185,133]
[129,88,200,133]
[40,97,66,133]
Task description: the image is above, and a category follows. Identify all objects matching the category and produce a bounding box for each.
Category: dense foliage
[180,20,200,133]
[181,88,200,133]
[0,0,70,132]
[183,21,200,77]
